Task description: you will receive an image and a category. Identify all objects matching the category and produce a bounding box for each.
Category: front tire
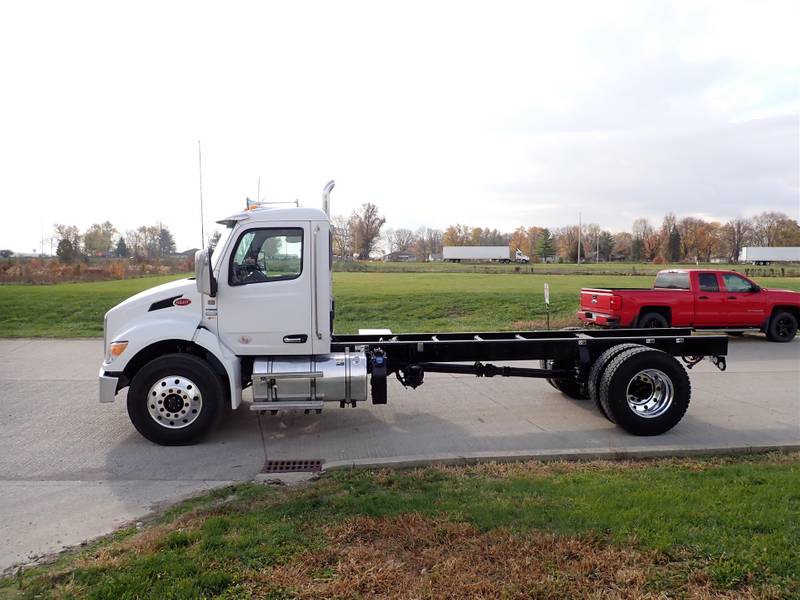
[127,353,224,445]
[599,347,691,436]
[766,311,798,343]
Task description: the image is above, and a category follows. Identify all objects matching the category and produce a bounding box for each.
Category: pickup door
[693,272,727,326]
[719,272,767,326]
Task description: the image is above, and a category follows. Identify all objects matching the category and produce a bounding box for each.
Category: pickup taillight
[610,295,623,310]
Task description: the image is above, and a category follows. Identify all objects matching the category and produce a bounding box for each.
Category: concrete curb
[320,443,800,472]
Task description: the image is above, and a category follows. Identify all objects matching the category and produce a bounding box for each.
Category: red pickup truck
[578,269,800,342]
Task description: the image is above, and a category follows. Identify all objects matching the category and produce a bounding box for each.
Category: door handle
[698,296,709,300]
[283,334,308,344]
[727,296,737,300]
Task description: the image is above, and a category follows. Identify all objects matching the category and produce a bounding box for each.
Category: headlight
[105,341,128,363]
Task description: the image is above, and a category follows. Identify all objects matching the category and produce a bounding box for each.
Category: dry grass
[263,513,774,599]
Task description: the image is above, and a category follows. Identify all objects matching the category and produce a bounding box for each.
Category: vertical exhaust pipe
[322,180,335,216]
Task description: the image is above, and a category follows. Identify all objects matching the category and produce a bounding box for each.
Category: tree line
[49,222,178,262]
[333,205,800,263]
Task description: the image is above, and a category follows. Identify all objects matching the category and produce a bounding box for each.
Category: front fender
[103,317,199,373]
[193,328,243,410]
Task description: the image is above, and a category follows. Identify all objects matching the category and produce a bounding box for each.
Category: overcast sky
[0,0,797,253]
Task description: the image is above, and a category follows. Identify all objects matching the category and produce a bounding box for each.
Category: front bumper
[99,369,119,403]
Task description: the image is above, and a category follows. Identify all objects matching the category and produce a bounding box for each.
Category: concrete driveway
[1,336,798,570]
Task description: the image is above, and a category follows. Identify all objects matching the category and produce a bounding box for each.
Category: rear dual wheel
[596,346,691,436]
[540,359,588,400]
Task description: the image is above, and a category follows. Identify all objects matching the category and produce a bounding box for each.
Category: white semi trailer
[443,246,530,263]
[99,182,728,445]
[739,247,800,265]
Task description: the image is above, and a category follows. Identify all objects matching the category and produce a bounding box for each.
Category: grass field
[2,453,798,598]
[2,272,800,337]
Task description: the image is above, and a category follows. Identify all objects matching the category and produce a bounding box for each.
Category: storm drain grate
[263,459,323,473]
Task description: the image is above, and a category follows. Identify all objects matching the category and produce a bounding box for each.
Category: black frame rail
[332,327,728,371]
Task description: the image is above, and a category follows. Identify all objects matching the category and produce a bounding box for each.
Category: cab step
[249,400,324,411]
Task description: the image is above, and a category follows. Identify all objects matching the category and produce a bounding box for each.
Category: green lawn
[2,454,797,598]
[2,272,799,337]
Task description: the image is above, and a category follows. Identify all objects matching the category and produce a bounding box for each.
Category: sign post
[543,282,550,330]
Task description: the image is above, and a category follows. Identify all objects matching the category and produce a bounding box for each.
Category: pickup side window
[654,272,690,290]
[229,228,303,286]
[697,273,719,292]
[722,273,755,293]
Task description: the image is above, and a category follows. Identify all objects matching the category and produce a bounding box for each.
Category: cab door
[216,222,313,356]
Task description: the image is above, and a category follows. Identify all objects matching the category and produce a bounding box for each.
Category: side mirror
[195,248,216,296]
[751,285,761,293]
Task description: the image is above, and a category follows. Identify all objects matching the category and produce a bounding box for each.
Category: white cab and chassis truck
[443,246,530,263]
[100,182,728,445]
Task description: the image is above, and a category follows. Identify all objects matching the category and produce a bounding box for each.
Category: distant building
[382,251,417,262]
[428,252,443,262]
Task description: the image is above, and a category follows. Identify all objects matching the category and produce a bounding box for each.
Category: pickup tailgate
[580,288,615,313]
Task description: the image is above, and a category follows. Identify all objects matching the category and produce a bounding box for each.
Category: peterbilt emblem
[174,298,192,306]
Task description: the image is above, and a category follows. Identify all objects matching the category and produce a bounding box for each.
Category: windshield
[210,226,234,271]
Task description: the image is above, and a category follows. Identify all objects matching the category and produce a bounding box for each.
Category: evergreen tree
[535,228,555,260]
[115,237,129,258]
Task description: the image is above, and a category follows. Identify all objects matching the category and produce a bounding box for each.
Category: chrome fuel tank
[252,350,368,403]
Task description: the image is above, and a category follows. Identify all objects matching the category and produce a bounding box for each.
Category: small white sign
[544,282,550,305]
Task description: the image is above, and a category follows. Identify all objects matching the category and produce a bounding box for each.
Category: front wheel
[598,347,691,436]
[766,311,798,343]
[127,353,225,445]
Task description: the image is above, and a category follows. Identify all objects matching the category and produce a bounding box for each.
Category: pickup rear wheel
[766,311,798,343]
[540,359,588,400]
[127,353,224,446]
[587,343,645,423]
[637,312,669,328]
[599,347,690,436]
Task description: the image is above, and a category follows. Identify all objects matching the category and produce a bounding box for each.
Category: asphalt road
[1,336,798,570]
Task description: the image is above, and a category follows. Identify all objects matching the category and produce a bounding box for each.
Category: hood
[104,278,202,345]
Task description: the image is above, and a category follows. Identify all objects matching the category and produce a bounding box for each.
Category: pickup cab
[578,269,800,342]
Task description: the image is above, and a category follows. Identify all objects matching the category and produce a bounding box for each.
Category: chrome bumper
[99,369,119,403]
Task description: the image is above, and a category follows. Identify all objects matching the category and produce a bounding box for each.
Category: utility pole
[577,212,582,265]
[596,231,600,263]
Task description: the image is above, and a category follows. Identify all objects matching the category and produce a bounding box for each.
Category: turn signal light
[106,341,128,363]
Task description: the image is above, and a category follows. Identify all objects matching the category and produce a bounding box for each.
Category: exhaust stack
[322,180,335,216]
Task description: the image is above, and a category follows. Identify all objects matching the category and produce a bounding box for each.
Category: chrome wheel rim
[625,369,673,418]
[147,375,203,429]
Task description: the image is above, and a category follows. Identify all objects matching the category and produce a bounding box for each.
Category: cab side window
[697,273,719,292]
[722,274,754,293]
[229,228,303,286]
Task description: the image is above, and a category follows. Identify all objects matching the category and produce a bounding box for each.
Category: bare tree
[332,215,355,259]
[722,217,753,263]
[351,203,385,259]
[385,228,416,253]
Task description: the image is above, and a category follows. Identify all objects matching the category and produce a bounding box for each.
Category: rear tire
[599,347,691,436]
[540,359,588,400]
[637,312,669,328]
[587,343,645,423]
[766,311,798,343]
[127,353,224,446]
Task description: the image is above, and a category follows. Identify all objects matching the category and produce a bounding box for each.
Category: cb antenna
[198,140,205,247]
